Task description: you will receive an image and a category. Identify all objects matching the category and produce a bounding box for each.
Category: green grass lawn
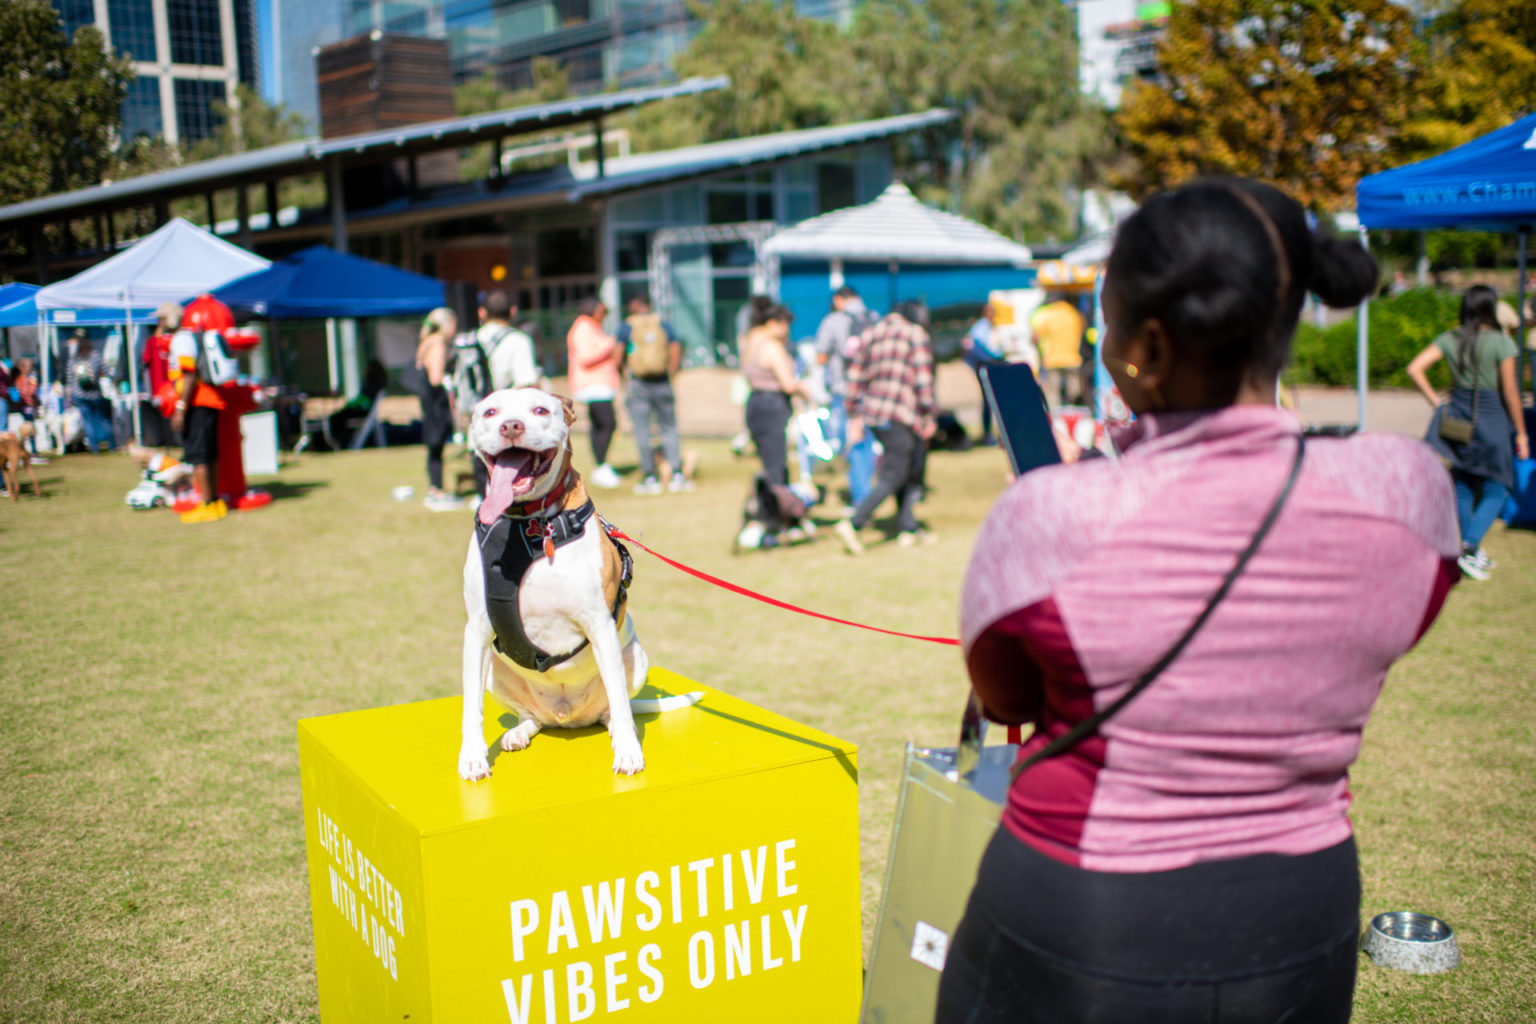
[0,436,1532,1023]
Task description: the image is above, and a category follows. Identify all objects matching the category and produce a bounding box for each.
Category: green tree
[1115,0,1416,210]
[189,84,311,159]
[0,0,133,207]
[454,57,573,179]
[1403,0,1536,158]
[621,0,851,151]
[621,0,1111,243]
[847,0,1115,242]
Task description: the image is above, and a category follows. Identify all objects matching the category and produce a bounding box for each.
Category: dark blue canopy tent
[212,245,445,319]
[213,245,446,400]
[1357,112,1536,411]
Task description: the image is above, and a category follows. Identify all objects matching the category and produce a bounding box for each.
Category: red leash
[605,524,961,647]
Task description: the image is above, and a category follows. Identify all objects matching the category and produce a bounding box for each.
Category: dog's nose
[500,419,525,439]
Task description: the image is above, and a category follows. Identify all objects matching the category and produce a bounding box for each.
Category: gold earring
[1105,355,1139,379]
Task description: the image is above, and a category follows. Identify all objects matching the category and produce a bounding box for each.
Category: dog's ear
[560,396,576,426]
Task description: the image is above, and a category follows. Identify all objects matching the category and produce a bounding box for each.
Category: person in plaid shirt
[835,301,938,554]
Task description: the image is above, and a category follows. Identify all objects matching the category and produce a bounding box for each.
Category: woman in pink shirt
[936,179,1458,1023]
[566,297,622,489]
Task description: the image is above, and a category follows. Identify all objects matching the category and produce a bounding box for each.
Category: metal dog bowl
[1361,912,1461,974]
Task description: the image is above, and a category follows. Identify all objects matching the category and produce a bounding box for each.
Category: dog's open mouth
[482,445,558,523]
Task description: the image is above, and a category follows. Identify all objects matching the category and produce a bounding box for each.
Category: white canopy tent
[35,218,269,440]
[764,181,1033,267]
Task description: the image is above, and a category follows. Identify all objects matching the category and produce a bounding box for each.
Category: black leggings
[746,390,792,486]
[587,400,616,464]
[422,387,452,491]
[935,829,1360,1024]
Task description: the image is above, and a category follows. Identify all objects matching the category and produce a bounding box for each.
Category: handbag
[1438,332,1480,445]
[859,435,1306,1024]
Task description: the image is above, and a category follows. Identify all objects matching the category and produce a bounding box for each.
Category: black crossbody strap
[1009,434,1307,784]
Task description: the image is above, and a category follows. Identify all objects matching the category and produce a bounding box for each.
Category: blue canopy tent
[212,245,446,320]
[0,283,39,328]
[1356,111,1536,423]
[0,283,163,329]
[213,246,446,401]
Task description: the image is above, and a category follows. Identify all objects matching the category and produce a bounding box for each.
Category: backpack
[626,313,671,378]
[454,327,505,409]
[840,308,879,361]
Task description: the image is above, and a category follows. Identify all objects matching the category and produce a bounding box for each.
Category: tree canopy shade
[1115,0,1416,210]
[1357,112,1536,232]
[0,0,132,208]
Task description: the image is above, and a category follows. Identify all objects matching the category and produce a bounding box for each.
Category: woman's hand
[1406,344,1445,409]
[1518,434,1530,461]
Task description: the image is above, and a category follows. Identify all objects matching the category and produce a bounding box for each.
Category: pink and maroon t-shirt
[961,406,1459,873]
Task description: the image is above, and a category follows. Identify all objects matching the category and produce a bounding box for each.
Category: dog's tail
[631,691,704,714]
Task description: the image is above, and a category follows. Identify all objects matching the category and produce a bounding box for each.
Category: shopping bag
[859,696,1018,1024]
[1503,456,1536,527]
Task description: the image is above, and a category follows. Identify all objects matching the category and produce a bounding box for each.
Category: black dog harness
[474,497,633,673]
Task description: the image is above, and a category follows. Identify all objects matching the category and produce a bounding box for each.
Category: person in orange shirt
[1030,295,1086,404]
[166,304,230,522]
[566,297,622,488]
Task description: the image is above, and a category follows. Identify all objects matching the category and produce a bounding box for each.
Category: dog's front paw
[458,742,492,782]
[500,720,540,752]
[611,734,645,776]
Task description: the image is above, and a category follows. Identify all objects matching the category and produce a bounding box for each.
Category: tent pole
[1357,227,1370,432]
[1518,231,1529,402]
[126,308,142,444]
[325,318,340,394]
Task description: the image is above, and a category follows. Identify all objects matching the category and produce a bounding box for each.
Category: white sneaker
[834,518,864,556]
[424,492,466,512]
[667,475,694,493]
[1473,548,1495,571]
[589,464,621,489]
[897,529,939,548]
[1457,551,1490,581]
[736,521,765,550]
[633,476,663,495]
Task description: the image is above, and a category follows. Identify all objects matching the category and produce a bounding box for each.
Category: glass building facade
[344,0,860,94]
[52,0,258,146]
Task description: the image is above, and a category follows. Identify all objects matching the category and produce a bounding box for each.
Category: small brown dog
[1,424,41,500]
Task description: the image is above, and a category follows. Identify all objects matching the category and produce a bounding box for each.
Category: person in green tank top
[1408,284,1530,580]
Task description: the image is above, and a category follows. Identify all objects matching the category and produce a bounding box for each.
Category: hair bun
[1309,233,1378,309]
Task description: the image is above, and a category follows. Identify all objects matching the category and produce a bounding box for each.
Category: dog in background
[1,424,41,500]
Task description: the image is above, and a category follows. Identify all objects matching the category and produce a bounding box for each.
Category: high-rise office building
[53,0,259,145]
[269,0,350,129]
[271,0,861,133]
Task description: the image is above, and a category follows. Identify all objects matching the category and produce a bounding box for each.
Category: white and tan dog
[458,386,686,781]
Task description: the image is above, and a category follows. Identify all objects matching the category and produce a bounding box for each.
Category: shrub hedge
[1287,288,1461,389]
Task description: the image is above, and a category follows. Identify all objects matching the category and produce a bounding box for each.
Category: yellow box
[298,668,861,1023]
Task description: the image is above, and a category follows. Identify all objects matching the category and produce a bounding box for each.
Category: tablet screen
[980,362,1061,477]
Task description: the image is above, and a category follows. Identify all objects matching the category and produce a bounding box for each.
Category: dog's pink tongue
[478,449,534,525]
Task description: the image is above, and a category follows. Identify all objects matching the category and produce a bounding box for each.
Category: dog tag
[543,534,555,562]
